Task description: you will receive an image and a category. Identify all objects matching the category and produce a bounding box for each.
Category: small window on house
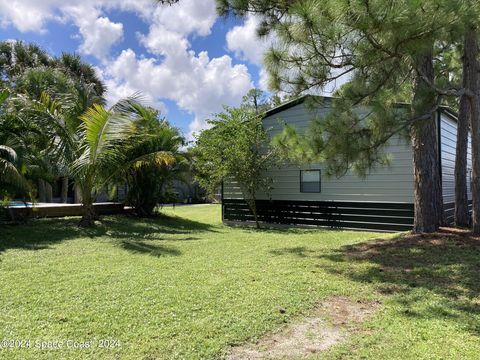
[300,170,321,193]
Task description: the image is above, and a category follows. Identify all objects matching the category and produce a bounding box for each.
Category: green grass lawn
[1,204,479,359]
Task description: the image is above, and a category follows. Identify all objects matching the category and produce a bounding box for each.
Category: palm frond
[110,93,145,114]
[131,151,177,169]
[0,89,9,105]
[0,145,29,191]
[79,104,137,157]
[0,144,17,162]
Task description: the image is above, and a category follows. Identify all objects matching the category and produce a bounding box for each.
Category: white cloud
[102,48,253,138]
[226,15,275,92]
[0,0,152,56]
[78,16,123,59]
[258,68,271,92]
[0,1,56,32]
[151,0,217,37]
[0,0,255,137]
[0,0,214,58]
[226,15,269,66]
[0,0,216,64]
[138,24,189,58]
[101,0,253,137]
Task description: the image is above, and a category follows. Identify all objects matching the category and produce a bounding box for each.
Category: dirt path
[226,297,380,360]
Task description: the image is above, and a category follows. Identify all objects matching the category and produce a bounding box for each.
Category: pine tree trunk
[471,95,480,233]
[45,182,53,203]
[60,177,69,203]
[464,28,480,234]
[455,94,470,227]
[411,50,442,233]
[38,180,46,203]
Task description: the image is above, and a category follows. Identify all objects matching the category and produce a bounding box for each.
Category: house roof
[264,94,459,121]
[264,94,312,117]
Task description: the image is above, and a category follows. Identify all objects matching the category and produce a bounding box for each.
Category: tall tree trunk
[38,179,46,203]
[464,28,480,234]
[60,177,69,203]
[79,202,96,227]
[471,95,480,233]
[250,198,260,229]
[45,182,53,203]
[74,184,82,204]
[79,187,96,227]
[455,94,470,227]
[242,187,260,229]
[411,50,443,233]
[244,197,260,229]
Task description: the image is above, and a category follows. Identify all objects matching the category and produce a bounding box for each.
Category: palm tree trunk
[38,180,46,203]
[45,182,53,203]
[74,184,82,203]
[79,202,96,227]
[79,187,97,227]
[60,177,69,203]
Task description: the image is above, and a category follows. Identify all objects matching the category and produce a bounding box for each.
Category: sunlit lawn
[1,204,479,359]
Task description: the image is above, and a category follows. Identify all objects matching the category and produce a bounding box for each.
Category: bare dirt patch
[347,227,480,260]
[226,297,380,360]
[319,297,380,332]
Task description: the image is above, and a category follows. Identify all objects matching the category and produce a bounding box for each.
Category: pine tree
[455,36,472,228]
[217,0,477,233]
[463,28,480,233]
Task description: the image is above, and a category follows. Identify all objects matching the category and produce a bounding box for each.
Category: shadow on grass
[270,246,312,257]
[0,213,216,257]
[120,240,181,257]
[229,223,331,235]
[99,214,217,238]
[271,228,480,336]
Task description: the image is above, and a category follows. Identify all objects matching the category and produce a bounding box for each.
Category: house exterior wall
[439,110,473,223]
[222,98,468,231]
[223,101,415,203]
[222,99,419,232]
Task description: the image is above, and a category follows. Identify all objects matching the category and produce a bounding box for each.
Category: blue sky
[0,0,269,139]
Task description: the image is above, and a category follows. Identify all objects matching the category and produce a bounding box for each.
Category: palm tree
[0,144,28,194]
[54,53,106,97]
[9,73,74,203]
[9,78,170,226]
[121,104,186,216]
[0,90,29,197]
[1,43,179,225]
[0,41,51,82]
[72,99,177,226]
[10,58,106,204]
